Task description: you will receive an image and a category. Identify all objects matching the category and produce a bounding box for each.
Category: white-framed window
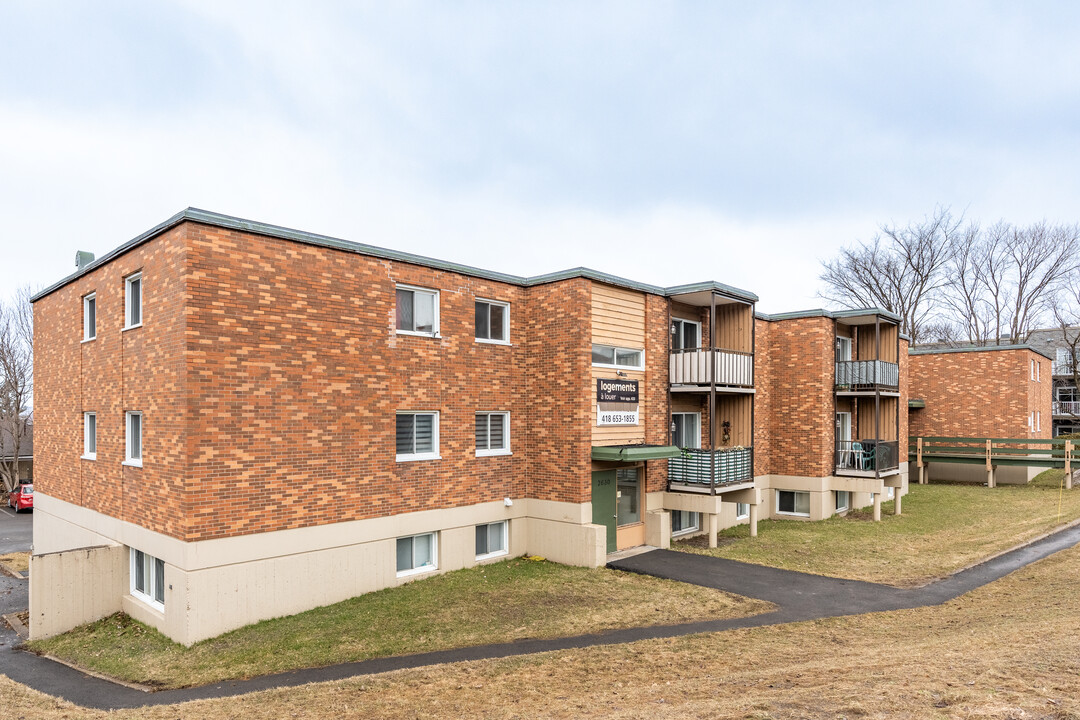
[396,532,437,576]
[736,503,750,520]
[671,318,701,350]
[776,490,810,517]
[1029,412,1034,431]
[836,336,852,362]
[1037,411,1041,432]
[83,292,97,341]
[395,285,439,337]
[83,412,97,460]
[671,510,700,536]
[475,521,508,559]
[124,411,143,467]
[124,272,142,330]
[671,412,701,449]
[1037,361,1041,382]
[475,412,510,456]
[130,548,165,610]
[475,299,510,344]
[835,490,850,512]
[886,486,895,500]
[591,344,644,370]
[396,411,440,461]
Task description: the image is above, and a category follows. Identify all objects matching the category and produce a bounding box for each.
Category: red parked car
[8,482,32,513]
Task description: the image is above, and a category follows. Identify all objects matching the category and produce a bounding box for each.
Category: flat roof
[908,344,1054,361]
[31,208,758,305]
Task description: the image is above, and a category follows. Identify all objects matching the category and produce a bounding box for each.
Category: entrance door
[591,470,617,551]
[615,467,644,550]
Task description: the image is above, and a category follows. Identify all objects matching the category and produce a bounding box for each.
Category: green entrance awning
[591,445,683,462]
[909,398,926,409]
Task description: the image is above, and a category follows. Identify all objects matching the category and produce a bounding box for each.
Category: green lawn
[675,470,1080,587]
[28,556,770,689]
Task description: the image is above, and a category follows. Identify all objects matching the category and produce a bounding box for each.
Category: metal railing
[835,360,899,389]
[1053,361,1076,376]
[835,439,900,473]
[669,447,753,487]
[1053,400,1080,416]
[669,348,753,387]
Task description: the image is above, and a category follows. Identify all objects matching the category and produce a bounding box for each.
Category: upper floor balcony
[670,348,754,388]
[1054,360,1077,376]
[1053,400,1080,417]
[835,360,899,392]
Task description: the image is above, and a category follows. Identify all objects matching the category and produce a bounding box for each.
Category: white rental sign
[597,409,639,426]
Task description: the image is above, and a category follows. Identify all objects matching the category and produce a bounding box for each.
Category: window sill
[396,330,440,339]
[475,338,511,346]
[81,336,96,344]
[475,549,508,562]
[122,323,143,333]
[775,511,810,518]
[591,363,644,372]
[476,450,512,458]
[129,592,164,614]
[396,454,441,463]
[396,564,437,579]
[735,516,750,522]
[81,454,97,461]
[122,460,143,468]
[672,528,700,538]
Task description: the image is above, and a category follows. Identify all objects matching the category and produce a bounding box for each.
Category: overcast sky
[3,2,1079,312]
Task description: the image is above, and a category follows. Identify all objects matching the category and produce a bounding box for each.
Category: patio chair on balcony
[851,441,870,471]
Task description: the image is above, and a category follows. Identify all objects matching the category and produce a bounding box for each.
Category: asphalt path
[0,505,32,555]
[1,520,1078,711]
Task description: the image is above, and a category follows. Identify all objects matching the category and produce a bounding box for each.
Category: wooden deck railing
[908,436,1074,489]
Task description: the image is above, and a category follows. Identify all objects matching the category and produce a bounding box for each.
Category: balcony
[835,360,899,391]
[1053,401,1080,417]
[1053,360,1076,376]
[668,447,753,490]
[670,348,754,387]
[835,439,900,477]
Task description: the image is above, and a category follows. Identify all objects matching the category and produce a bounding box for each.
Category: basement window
[672,510,700,536]
[776,490,810,517]
[475,521,508,560]
[397,533,437,577]
[130,548,165,610]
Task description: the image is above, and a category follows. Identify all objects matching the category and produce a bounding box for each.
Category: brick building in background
[30,209,909,645]
[908,346,1053,483]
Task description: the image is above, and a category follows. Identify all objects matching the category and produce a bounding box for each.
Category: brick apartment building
[908,346,1052,483]
[1024,327,1080,437]
[30,209,909,644]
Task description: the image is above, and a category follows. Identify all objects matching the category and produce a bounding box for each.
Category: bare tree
[0,286,34,493]
[819,207,959,343]
[1004,222,1080,344]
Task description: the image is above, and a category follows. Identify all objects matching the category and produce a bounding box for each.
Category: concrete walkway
[3,522,1080,711]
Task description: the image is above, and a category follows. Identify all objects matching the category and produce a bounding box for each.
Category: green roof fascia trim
[909,399,926,408]
[32,208,756,304]
[591,445,683,462]
[908,344,1054,361]
[755,307,902,324]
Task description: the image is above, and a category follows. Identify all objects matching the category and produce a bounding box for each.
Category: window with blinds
[396,412,439,461]
[475,412,510,456]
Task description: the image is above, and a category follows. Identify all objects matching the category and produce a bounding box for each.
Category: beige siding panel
[713,395,753,447]
[714,303,753,353]
[592,284,646,348]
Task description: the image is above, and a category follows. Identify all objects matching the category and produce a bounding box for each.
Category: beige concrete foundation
[30,493,604,646]
[924,462,1040,485]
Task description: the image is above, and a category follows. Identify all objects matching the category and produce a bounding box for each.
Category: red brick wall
[522,280,592,504]
[900,338,910,448]
[644,294,670,493]
[908,348,1051,440]
[752,318,771,476]
[756,317,834,477]
[34,226,190,537]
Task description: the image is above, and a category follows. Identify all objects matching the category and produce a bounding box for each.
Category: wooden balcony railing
[835,360,899,390]
[669,348,753,387]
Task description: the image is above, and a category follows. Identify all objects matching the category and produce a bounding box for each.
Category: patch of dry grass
[676,475,1080,586]
[29,556,769,688]
[0,551,28,574]
[6,543,1080,719]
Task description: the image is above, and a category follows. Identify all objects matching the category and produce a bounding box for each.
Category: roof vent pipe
[75,250,95,269]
